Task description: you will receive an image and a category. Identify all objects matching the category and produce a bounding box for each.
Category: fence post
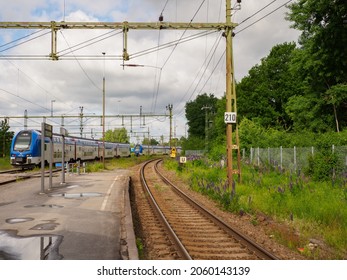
[294,146,297,172]
[250,147,253,164]
[257,147,260,166]
[280,146,283,170]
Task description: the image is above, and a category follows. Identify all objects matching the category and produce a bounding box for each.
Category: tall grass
[164,158,347,258]
[0,156,11,170]
[85,155,153,172]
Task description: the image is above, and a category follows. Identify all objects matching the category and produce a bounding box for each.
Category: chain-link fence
[243,146,347,177]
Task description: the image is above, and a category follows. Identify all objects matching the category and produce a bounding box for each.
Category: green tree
[104,127,129,143]
[0,119,14,157]
[185,93,218,139]
[324,84,347,132]
[286,0,347,131]
[285,95,332,132]
[142,138,159,145]
[237,43,299,130]
[181,135,204,151]
[287,0,347,87]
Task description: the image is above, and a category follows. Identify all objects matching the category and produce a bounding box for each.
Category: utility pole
[79,106,84,137]
[225,0,241,185]
[0,0,240,183]
[24,110,28,130]
[201,106,211,151]
[166,104,173,148]
[102,52,106,169]
[140,106,142,127]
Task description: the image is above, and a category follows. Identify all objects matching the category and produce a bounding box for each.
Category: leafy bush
[306,151,343,181]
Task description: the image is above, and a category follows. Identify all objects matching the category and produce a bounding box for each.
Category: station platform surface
[0,168,138,260]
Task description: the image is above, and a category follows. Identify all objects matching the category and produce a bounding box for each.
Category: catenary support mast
[0,0,241,184]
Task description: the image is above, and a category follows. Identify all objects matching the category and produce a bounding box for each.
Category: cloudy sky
[0,0,300,143]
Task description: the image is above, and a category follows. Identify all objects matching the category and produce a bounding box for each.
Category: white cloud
[0,0,301,142]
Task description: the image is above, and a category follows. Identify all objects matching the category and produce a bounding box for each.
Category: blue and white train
[132,144,181,157]
[10,129,131,168]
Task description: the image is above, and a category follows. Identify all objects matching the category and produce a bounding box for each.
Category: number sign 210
[224,112,237,124]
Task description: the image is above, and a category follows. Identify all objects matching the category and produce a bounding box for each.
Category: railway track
[139,159,279,260]
[0,168,60,186]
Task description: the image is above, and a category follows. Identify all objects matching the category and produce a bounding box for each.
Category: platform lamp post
[102,52,106,169]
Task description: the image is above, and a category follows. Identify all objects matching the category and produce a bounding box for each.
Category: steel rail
[140,159,192,260]
[154,159,279,260]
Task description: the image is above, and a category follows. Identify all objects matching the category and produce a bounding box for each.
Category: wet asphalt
[0,169,136,260]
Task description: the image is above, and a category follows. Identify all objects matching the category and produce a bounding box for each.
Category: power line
[60,31,102,92]
[58,29,122,57]
[238,0,277,25]
[130,29,217,60]
[0,30,50,53]
[160,0,171,16]
[235,0,293,35]
[160,0,206,69]
[0,88,50,113]
[175,31,224,115]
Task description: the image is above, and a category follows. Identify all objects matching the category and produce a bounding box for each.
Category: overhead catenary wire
[58,29,123,57]
[1,88,50,113]
[238,0,277,25]
[160,0,206,70]
[235,0,293,35]
[60,30,102,92]
[175,1,294,120]
[175,31,224,115]
[0,0,296,139]
[147,0,209,113]
[129,29,218,60]
[150,0,209,113]
[0,30,51,53]
[179,0,294,110]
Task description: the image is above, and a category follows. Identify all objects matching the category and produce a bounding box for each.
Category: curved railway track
[139,159,279,260]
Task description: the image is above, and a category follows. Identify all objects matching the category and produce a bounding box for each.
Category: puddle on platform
[66,185,80,189]
[30,222,59,230]
[49,192,103,199]
[24,204,64,209]
[80,192,103,197]
[0,230,63,260]
[6,217,34,224]
[0,201,15,207]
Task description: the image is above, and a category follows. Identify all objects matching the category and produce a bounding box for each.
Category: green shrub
[305,150,343,181]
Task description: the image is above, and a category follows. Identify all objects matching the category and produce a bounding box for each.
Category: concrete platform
[0,169,138,260]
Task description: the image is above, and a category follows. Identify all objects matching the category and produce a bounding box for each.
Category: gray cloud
[0,0,300,141]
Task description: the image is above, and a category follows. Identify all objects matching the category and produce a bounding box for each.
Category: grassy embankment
[0,156,11,170]
[164,158,347,259]
[84,155,153,172]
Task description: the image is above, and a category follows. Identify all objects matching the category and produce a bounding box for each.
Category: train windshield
[13,131,32,151]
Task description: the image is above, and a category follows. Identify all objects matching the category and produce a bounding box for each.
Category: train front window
[14,131,32,151]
